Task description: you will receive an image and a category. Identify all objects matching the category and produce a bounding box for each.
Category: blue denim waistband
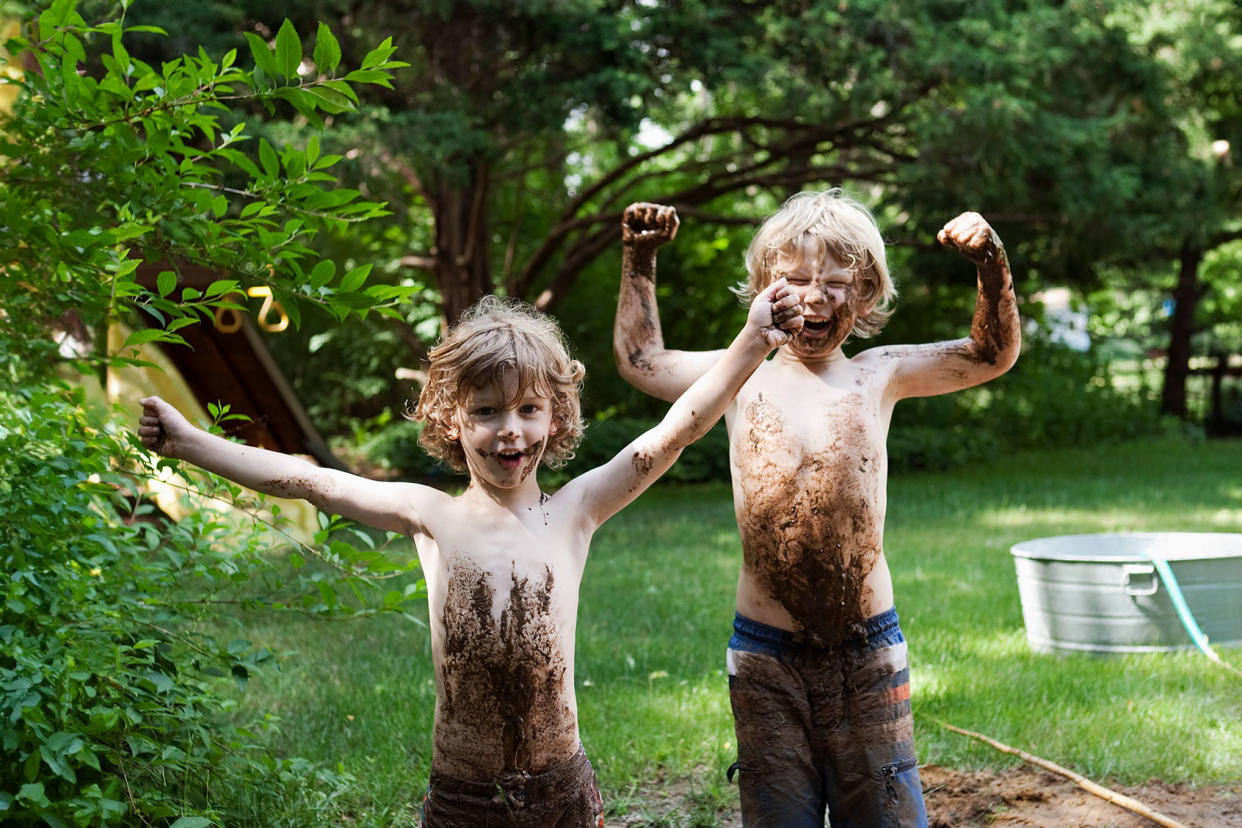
[730,607,904,656]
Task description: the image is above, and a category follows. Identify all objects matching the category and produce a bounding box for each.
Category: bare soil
[616,764,1242,827]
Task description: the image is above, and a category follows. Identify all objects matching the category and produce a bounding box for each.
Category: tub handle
[1122,564,1159,596]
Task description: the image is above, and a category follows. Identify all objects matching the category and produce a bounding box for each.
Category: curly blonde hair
[738,189,897,339]
[408,296,586,472]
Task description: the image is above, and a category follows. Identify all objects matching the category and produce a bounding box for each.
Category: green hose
[1145,552,1241,676]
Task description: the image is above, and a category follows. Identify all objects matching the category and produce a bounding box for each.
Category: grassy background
[229,435,1242,825]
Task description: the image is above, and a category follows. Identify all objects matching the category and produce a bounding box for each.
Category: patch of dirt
[613,765,1242,827]
[921,764,1242,828]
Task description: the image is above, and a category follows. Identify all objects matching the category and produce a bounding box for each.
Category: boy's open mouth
[801,317,833,338]
[497,449,524,469]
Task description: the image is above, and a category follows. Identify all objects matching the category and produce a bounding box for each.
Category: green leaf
[122,328,170,350]
[244,32,280,81]
[317,581,337,609]
[309,259,336,290]
[304,84,354,114]
[274,19,303,81]
[156,270,177,297]
[144,671,175,694]
[361,37,396,69]
[313,22,342,74]
[169,817,213,828]
[16,782,49,808]
[343,68,394,88]
[338,264,371,293]
[258,138,279,179]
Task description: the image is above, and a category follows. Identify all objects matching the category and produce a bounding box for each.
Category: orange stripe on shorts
[886,682,911,704]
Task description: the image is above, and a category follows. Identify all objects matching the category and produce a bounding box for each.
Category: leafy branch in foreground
[1,2,424,825]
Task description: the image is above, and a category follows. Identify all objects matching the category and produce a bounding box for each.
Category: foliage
[0,1,422,823]
[889,335,1181,473]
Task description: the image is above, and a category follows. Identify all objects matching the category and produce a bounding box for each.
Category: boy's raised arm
[575,281,802,528]
[886,212,1022,399]
[138,396,428,536]
[614,202,727,402]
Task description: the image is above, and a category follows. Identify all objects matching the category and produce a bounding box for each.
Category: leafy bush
[0,3,419,823]
[889,335,1182,472]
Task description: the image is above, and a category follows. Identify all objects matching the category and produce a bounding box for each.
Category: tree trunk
[1160,240,1204,419]
[433,165,493,325]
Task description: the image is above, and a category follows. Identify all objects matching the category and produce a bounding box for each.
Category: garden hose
[1144,553,1242,677]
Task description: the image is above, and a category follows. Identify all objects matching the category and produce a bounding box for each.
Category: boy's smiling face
[454,372,557,489]
[774,250,864,358]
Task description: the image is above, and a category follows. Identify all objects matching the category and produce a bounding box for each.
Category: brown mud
[735,394,879,645]
[438,562,575,777]
[258,474,320,499]
[616,765,1242,827]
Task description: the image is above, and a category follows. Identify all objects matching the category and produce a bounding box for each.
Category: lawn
[227,435,1242,826]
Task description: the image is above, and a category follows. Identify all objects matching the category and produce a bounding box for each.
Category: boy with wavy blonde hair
[615,192,1021,827]
[140,276,803,826]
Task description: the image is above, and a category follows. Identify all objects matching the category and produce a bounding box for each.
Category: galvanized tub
[1010,533,1242,654]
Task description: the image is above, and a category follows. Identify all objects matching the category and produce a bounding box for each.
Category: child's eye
[475,406,496,416]
[520,404,539,414]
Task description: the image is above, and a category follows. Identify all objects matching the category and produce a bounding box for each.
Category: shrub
[0,3,417,823]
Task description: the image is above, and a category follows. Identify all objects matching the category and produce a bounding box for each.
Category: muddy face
[735,395,882,645]
[787,306,856,357]
[473,438,546,483]
[438,562,571,772]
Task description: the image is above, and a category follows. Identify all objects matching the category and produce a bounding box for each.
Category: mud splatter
[520,439,544,482]
[734,395,882,646]
[627,346,655,374]
[437,562,574,777]
[968,244,1015,366]
[257,475,321,499]
[632,448,655,479]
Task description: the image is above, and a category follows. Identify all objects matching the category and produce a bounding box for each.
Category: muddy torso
[726,352,897,646]
[415,500,585,780]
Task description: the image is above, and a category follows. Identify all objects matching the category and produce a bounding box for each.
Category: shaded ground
[616,764,1242,827]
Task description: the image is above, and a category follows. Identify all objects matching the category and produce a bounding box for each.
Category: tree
[216,1,1200,322]
[1127,0,1242,419]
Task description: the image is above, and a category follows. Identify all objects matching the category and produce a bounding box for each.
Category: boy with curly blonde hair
[615,192,1021,827]
[140,273,803,826]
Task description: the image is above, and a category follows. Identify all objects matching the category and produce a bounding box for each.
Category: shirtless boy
[138,277,802,827]
[614,192,1020,828]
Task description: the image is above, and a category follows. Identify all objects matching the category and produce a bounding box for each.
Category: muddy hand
[622,202,679,248]
[138,396,187,458]
[752,278,804,348]
[938,212,1005,265]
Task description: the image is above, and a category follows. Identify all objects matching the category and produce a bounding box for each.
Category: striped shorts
[726,608,927,828]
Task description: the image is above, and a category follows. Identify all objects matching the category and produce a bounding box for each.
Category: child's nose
[805,283,829,306]
[498,413,520,439]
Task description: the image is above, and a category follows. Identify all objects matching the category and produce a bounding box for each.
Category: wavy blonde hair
[738,189,897,339]
[408,296,586,471]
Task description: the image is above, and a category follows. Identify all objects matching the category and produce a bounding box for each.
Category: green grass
[228,436,1242,825]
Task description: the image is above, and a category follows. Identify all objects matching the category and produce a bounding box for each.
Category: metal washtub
[1010,532,1242,654]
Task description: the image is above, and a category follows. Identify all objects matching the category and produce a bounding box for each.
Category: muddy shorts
[421,744,605,828]
[726,608,928,828]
